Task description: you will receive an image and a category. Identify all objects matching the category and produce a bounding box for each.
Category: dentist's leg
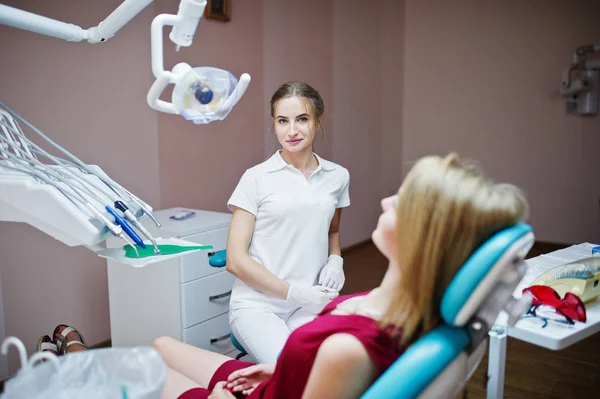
[287,307,318,332]
[230,308,291,364]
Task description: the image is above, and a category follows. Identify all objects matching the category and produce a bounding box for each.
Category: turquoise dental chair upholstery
[208,250,249,359]
[361,223,534,398]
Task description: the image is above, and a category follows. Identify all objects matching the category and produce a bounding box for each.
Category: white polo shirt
[227,151,350,313]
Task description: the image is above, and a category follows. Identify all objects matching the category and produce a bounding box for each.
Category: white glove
[318,255,345,291]
[286,284,339,314]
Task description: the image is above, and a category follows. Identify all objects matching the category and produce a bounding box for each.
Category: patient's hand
[208,382,236,399]
[227,363,275,395]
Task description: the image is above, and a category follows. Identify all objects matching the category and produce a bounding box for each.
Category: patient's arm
[226,207,290,299]
[301,333,378,399]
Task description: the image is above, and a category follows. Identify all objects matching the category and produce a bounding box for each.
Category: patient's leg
[153,336,233,388]
[161,367,201,399]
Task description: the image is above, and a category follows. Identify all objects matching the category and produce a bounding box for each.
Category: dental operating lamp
[0,0,251,123]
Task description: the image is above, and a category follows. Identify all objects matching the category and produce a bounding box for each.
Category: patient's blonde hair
[382,153,529,345]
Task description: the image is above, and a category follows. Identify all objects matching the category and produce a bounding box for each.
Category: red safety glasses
[522,285,587,322]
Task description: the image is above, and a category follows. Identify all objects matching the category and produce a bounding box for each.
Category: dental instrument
[105,206,147,250]
[0,104,151,254]
[115,200,160,255]
[0,163,139,256]
[0,156,140,256]
[0,143,149,252]
[0,0,251,123]
[0,102,161,227]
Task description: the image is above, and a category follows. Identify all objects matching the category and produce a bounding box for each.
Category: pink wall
[262,0,334,160]
[332,0,384,247]
[381,0,406,200]
[402,0,600,243]
[0,0,160,372]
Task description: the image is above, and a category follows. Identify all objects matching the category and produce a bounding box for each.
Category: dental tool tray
[0,162,151,247]
[104,208,236,352]
[134,207,232,238]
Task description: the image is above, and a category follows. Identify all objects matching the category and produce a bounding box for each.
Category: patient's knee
[153,335,175,353]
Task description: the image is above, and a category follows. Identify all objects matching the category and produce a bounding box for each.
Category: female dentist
[225,81,350,364]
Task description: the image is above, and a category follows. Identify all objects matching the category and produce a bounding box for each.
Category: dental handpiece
[105,206,146,249]
[85,203,139,257]
[130,218,160,254]
[143,209,162,228]
[115,201,160,254]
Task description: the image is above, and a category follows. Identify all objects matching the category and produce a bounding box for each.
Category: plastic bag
[1,347,166,399]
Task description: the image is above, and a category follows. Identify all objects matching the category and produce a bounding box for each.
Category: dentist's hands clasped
[286,284,339,314]
[318,254,345,291]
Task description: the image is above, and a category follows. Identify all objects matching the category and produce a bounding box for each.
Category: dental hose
[115,201,160,254]
[0,102,162,228]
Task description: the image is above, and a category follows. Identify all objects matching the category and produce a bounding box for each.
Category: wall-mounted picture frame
[204,0,231,22]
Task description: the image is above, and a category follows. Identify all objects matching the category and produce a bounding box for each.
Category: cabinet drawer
[180,228,229,283]
[182,313,235,355]
[181,271,235,328]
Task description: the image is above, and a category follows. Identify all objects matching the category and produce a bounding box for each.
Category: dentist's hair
[270,81,325,134]
[383,153,529,345]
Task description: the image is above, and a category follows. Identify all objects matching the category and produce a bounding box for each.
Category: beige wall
[402,0,600,243]
[0,0,160,373]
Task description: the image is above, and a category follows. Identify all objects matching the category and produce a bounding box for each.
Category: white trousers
[229,306,317,364]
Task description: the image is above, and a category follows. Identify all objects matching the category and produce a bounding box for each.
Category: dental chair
[208,250,249,360]
[210,223,534,398]
[361,223,534,398]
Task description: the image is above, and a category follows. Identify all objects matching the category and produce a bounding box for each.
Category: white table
[486,243,600,399]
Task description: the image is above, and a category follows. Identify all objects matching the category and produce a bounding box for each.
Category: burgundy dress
[179,292,404,399]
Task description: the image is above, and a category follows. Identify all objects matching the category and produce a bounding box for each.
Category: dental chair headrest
[440,223,534,327]
[361,223,534,399]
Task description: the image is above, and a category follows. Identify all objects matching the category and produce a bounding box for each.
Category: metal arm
[0,0,153,43]
[0,0,250,123]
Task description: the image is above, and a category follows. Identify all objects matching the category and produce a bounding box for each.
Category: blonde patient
[150,153,529,399]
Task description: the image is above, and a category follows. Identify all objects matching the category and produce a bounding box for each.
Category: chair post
[486,325,507,399]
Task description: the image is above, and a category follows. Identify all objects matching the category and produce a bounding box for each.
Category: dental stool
[209,250,249,360]
[361,223,535,399]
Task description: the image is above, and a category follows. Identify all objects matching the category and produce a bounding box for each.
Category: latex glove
[208,382,236,399]
[227,363,276,396]
[287,284,339,314]
[318,255,345,291]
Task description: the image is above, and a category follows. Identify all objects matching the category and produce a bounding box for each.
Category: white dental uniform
[227,150,350,363]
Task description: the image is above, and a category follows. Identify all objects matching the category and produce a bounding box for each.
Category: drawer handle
[210,332,231,344]
[209,290,232,301]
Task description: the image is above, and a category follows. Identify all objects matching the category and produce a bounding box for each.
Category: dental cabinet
[106,207,240,357]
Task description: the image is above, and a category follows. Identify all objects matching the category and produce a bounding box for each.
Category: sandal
[36,335,59,356]
[53,324,88,355]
